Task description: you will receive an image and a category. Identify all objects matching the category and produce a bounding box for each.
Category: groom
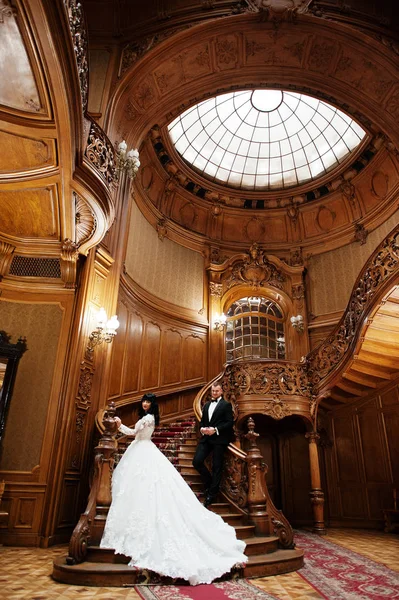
[192,381,234,508]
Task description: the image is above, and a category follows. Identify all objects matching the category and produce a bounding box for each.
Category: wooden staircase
[53,417,303,586]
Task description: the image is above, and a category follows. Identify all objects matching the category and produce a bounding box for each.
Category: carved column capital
[305,431,320,444]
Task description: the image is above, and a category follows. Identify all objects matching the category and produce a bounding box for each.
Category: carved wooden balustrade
[220,416,295,549]
[306,224,399,395]
[194,360,313,427]
[194,368,298,548]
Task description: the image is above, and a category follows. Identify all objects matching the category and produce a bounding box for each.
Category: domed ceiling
[168,89,366,191]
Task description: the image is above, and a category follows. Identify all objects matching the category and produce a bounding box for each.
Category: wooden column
[306,431,326,535]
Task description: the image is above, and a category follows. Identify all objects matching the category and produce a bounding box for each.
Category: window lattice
[225,297,285,362]
[9,256,61,278]
[168,89,366,191]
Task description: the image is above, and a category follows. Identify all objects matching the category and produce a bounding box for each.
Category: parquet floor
[0,529,398,600]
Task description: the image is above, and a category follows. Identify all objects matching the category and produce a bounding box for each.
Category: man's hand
[200,427,216,435]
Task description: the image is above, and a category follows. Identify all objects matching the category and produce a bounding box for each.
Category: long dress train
[100,413,248,585]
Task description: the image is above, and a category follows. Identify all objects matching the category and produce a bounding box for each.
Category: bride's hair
[139,393,160,425]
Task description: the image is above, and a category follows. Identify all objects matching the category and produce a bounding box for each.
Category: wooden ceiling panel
[0,130,57,177]
[0,186,60,240]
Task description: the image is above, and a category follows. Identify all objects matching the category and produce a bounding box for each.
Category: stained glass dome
[168,90,366,191]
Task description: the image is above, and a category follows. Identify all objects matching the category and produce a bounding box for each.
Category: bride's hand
[115,417,122,428]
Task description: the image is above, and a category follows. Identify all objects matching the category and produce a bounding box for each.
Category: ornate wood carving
[60,238,79,289]
[220,448,248,508]
[244,416,295,545]
[307,225,399,390]
[354,222,368,245]
[225,360,310,398]
[209,282,222,297]
[67,403,118,564]
[85,122,116,185]
[76,362,94,408]
[74,192,97,246]
[225,243,285,290]
[63,0,89,111]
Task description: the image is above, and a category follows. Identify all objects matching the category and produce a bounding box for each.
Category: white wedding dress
[100,413,247,585]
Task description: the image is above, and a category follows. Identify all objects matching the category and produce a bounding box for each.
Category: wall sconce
[87,308,120,353]
[213,313,227,331]
[116,140,140,179]
[290,314,304,333]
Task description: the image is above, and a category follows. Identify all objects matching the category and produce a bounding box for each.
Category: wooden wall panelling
[324,381,399,528]
[183,333,206,383]
[160,328,183,386]
[122,309,144,395]
[140,321,162,390]
[280,432,313,526]
[0,289,74,546]
[107,301,128,398]
[107,283,208,405]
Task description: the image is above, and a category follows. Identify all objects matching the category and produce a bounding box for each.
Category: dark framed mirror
[0,331,27,445]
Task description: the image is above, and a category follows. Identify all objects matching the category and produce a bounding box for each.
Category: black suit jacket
[199,397,234,445]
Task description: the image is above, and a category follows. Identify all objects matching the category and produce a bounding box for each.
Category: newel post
[67,402,118,563]
[306,431,326,535]
[244,416,270,535]
[90,402,118,544]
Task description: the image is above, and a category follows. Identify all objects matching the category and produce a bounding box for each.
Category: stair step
[86,547,129,564]
[209,502,231,514]
[243,548,304,578]
[242,536,279,556]
[179,469,201,478]
[177,458,193,466]
[177,451,195,459]
[234,524,256,539]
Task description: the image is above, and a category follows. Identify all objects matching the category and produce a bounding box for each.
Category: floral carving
[307,226,399,388]
[64,0,89,111]
[216,38,237,65]
[209,282,223,297]
[76,363,94,407]
[85,122,116,185]
[308,41,336,73]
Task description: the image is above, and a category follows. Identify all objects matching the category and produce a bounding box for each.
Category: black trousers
[192,441,227,499]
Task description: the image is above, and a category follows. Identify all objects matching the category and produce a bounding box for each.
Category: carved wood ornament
[226,243,285,291]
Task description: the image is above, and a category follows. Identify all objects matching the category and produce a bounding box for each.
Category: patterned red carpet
[295,531,399,600]
[135,579,277,599]
[134,531,399,600]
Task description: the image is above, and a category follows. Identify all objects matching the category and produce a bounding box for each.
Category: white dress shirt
[208,396,222,421]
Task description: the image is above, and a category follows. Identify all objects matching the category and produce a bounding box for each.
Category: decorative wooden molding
[63,0,89,112]
[74,192,97,247]
[60,238,79,289]
[85,121,116,186]
[0,241,15,279]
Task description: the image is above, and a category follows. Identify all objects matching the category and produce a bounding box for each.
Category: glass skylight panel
[168,90,367,190]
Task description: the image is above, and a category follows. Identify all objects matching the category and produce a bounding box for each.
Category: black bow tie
[211,398,219,403]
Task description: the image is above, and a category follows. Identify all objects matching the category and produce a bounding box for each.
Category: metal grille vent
[9,256,61,278]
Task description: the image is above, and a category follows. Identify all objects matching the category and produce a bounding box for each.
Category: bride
[100,393,247,585]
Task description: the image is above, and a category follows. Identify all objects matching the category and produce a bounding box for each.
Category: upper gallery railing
[306,223,399,392]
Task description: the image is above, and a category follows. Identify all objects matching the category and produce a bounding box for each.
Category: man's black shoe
[203,496,214,508]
